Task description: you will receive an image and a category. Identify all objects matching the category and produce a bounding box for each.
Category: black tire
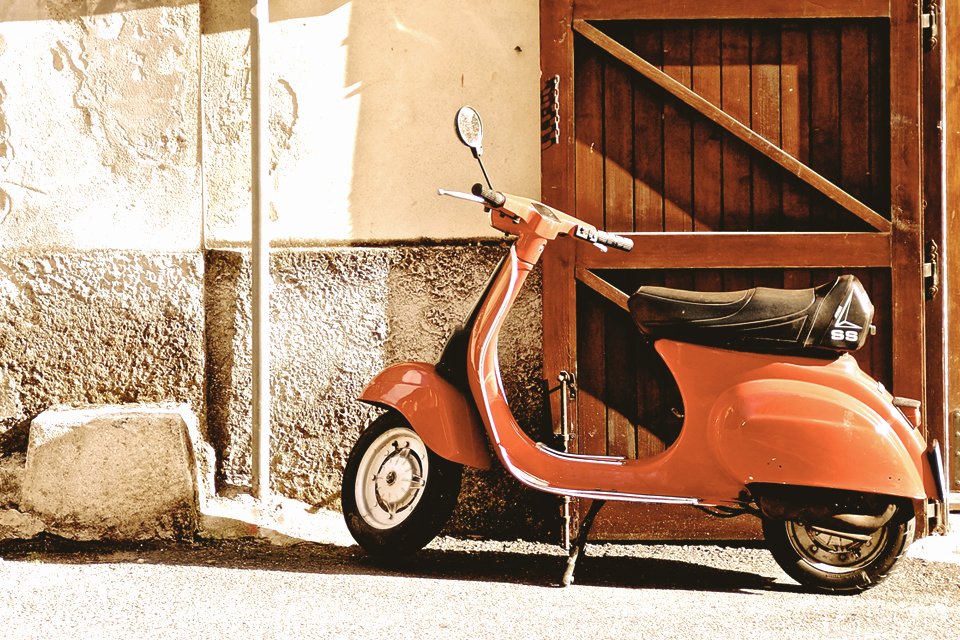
[341,411,463,559]
[762,512,914,594]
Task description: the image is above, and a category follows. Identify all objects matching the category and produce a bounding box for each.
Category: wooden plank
[591,503,763,541]
[840,24,871,206]
[781,23,811,286]
[539,0,577,449]
[576,232,892,269]
[809,23,842,229]
[574,41,608,459]
[946,0,960,495]
[662,23,694,232]
[888,0,925,411]
[751,24,784,230]
[573,0,891,21]
[575,268,630,312]
[604,33,635,232]
[632,26,665,231]
[781,22,811,232]
[574,20,892,233]
[576,286,608,457]
[576,43,605,228]
[721,24,753,232]
[691,23,722,234]
[606,300,637,458]
[868,26,891,216]
[921,4,946,465]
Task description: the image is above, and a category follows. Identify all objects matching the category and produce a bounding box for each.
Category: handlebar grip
[471,183,506,208]
[595,229,634,252]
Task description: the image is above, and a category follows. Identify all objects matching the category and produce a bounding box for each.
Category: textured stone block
[21,404,201,540]
[0,509,44,540]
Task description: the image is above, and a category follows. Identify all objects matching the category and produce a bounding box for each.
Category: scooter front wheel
[762,513,914,594]
[341,411,463,559]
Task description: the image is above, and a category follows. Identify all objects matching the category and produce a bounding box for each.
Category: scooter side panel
[710,379,927,499]
[359,362,491,469]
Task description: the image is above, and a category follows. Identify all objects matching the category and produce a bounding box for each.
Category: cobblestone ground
[1,534,958,640]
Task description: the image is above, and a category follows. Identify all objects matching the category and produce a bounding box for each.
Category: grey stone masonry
[20,404,204,541]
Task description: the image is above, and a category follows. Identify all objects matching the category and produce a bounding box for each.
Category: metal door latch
[924,239,939,300]
[923,2,939,50]
[541,75,561,145]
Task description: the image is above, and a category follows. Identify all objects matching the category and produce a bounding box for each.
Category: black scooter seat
[628,275,874,356]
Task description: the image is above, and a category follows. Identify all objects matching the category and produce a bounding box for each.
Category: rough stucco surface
[206,244,555,540]
[0,252,205,461]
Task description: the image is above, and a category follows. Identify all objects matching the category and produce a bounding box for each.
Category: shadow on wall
[199,0,538,243]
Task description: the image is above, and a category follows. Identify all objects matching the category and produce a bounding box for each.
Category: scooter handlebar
[595,229,634,252]
[471,183,507,208]
[573,224,634,252]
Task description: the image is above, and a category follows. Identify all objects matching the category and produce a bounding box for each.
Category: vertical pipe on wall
[250,0,271,500]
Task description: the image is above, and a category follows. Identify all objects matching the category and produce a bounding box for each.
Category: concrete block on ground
[20,403,203,541]
[0,452,25,508]
[0,509,44,539]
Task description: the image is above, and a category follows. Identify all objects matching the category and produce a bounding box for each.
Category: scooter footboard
[359,362,491,469]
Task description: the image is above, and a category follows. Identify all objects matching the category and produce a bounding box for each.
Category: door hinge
[923,1,939,50]
[924,239,939,300]
[541,74,561,146]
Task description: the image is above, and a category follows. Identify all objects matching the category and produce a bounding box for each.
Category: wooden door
[540,1,931,540]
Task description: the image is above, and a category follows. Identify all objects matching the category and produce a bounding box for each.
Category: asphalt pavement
[2,521,958,640]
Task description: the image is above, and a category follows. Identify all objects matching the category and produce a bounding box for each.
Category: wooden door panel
[576,20,891,234]
[541,2,926,541]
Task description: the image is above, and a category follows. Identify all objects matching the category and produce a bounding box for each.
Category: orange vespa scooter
[341,106,947,593]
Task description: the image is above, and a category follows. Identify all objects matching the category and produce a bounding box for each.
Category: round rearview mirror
[455,106,484,155]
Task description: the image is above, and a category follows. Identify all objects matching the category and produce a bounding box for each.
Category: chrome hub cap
[354,427,429,530]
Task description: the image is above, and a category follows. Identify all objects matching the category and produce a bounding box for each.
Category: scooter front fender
[359,362,491,469]
[711,379,929,500]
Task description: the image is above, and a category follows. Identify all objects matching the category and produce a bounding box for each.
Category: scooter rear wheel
[341,411,463,560]
[762,513,914,594]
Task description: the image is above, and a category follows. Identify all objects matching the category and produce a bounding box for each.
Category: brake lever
[438,188,486,204]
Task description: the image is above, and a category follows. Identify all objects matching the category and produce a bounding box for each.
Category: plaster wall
[0,1,202,251]
[201,0,542,244]
[0,1,549,540]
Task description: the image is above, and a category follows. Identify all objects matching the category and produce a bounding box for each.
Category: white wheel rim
[354,427,429,530]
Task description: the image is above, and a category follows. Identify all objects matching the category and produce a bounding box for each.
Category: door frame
[539,0,939,538]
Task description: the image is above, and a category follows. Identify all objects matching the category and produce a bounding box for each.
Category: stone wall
[205,244,555,540]
[0,252,205,455]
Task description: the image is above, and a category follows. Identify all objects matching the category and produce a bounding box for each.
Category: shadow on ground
[0,534,798,595]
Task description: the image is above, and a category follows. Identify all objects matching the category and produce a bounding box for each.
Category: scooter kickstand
[560,499,605,587]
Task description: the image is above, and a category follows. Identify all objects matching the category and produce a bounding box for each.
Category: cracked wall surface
[0,1,201,251]
[200,0,541,244]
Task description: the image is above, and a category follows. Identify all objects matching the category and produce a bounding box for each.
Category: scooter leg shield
[359,362,491,470]
[711,379,928,501]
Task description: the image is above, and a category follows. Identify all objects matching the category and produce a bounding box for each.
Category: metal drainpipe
[250,0,271,500]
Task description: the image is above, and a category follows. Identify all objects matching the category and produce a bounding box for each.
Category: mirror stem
[476,154,493,190]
